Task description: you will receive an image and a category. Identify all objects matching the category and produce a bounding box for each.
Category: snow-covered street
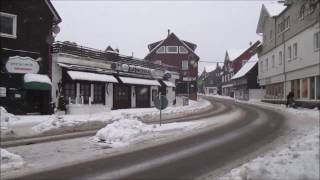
[201,95,320,180]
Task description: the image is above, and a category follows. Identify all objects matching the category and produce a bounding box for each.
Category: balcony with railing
[52,41,178,72]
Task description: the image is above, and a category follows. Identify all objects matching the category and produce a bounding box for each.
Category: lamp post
[188,54,197,100]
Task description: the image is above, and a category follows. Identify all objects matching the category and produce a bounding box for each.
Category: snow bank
[0,107,17,135]
[219,127,319,180]
[95,118,199,147]
[0,148,24,172]
[217,100,320,180]
[245,99,319,119]
[206,94,234,100]
[32,99,212,134]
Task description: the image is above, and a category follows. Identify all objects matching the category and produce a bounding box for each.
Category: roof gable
[145,32,199,60]
[231,54,258,80]
[44,0,62,24]
[256,3,287,33]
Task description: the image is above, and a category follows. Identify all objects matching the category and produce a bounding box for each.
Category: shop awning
[162,80,176,87]
[67,71,118,83]
[24,74,51,90]
[119,76,161,86]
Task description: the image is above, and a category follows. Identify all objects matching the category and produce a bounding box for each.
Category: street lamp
[187,54,197,100]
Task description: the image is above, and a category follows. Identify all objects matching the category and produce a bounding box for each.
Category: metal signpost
[154,94,168,126]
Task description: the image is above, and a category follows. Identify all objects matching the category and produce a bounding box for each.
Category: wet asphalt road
[7,97,285,180]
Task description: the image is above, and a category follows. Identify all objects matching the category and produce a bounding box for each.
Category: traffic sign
[154,95,168,110]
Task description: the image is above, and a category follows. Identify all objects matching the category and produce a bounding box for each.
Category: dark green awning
[24,74,52,91]
[24,82,51,90]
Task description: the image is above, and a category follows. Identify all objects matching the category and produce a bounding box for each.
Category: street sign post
[154,95,168,126]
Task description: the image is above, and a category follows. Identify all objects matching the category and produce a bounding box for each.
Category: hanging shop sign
[5,56,40,74]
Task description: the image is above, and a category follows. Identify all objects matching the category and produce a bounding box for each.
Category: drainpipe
[281,16,287,101]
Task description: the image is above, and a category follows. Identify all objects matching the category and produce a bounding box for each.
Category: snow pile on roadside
[219,126,319,180]
[0,148,24,172]
[206,94,234,100]
[0,107,17,135]
[32,99,212,134]
[245,100,319,119]
[95,118,199,147]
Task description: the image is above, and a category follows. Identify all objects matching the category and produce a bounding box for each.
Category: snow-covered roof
[231,55,258,80]
[67,71,118,83]
[24,74,51,84]
[227,49,245,61]
[162,80,175,87]
[264,3,287,17]
[119,76,161,86]
[256,3,287,34]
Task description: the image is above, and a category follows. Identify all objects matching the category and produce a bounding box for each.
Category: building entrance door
[113,84,131,109]
[25,90,49,114]
[135,86,150,108]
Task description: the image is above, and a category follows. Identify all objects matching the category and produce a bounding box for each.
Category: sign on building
[5,56,40,74]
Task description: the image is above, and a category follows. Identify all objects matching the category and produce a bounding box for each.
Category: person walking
[286,91,294,107]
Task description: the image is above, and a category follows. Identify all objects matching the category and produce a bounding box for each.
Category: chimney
[167,29,170,36]
[249,41,253,46]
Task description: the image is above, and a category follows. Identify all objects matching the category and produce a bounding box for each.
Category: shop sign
[135,66,151,75]
[5,56,40,74]
[183,77,196,81]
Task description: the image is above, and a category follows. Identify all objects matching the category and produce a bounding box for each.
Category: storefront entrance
[25,90,50,114]
[113,84,131,109]
[135,86,150,108]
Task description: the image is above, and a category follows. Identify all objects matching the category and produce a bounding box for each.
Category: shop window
[80,83,91,104]
[310,77,315,99]
[302,78,308,98]
[94,84,104,104]
[64,83,76,103]
[0,12,17,38]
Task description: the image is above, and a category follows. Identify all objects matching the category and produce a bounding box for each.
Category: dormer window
[0,12,17,39]
[166,46,178,54]
[179,46,188,54]
[156,46,166,54]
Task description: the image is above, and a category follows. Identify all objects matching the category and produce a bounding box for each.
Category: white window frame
[0,12,17,39]
[166,46,178,54]
[314,32,320,51]
[265,58,268,72]
[293,43,298,59]
[279,51,283,65]
[272,55,275,68]
[181,60,189,70]
[179,46,188,54]
[156,46,166,54]
[287,45,292,61]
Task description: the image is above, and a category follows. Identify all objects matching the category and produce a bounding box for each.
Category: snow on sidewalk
[94,118,201,148]
[214,99,320,180]
[0,148,24,172]
[31,99,212,135]
[218,127,319,180]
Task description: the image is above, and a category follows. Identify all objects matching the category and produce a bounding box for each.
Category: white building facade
[256,1,320,102]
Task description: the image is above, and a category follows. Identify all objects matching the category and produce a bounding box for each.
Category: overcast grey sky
[52,0,277,73]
